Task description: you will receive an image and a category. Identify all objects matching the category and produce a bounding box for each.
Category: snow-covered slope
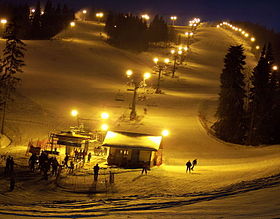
[0,21,279,218]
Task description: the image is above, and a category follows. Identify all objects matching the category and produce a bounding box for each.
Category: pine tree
[0,21,26,101]
[212,45,247,144]
[0,21,26,133]
[248,45,274,145]
[270,69,280,143]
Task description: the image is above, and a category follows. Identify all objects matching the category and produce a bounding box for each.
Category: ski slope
[0,21,279,218]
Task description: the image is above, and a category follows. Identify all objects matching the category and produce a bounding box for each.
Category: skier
[87,152,92,162]
[141,162,148,175]
[93,164,100,181]
[191,159,197,171]
[186,160,192,173]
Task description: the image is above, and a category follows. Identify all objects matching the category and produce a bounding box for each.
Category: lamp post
[82,9,87,21]
[170,16,177,26]
[96,12,104,23]
[170,49,179,78]
[126,70,151,120]
[70,21,75,27]
[71,109,79,127]
[141,14,150,20]
[0,19,7,37]
[161,129,170,137]
[185,32,193,47]
[153,57,169,93]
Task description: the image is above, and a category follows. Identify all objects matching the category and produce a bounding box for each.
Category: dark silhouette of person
[9,157,14,174]
[87,152,92,162]
[141,162,148,175]
[64,154,69,167]
[191,159,197,171]
[29,153,37,172]
[69,161,74,174]
[51,157,59,176]
[10,174,15,191]
[186,160,192,173]
[42,158,50,180]
[4,156,11,176]
[93,164,100,181]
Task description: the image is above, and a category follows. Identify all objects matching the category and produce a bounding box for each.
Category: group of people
[29,152,60,180]
[74,149,87,161]
[186,159,198,173]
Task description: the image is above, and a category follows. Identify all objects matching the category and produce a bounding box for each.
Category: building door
[131,149,140,166]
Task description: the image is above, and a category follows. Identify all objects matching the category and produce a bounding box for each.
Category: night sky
[24,0,280,32]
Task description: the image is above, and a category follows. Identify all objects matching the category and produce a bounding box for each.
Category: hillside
[0,21,279,218]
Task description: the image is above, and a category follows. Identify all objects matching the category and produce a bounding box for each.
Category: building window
[120,149,128,155]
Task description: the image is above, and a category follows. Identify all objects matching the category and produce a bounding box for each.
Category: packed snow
[0,21,279,218]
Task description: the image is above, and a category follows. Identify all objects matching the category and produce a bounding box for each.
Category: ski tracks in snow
[0,173,279,218]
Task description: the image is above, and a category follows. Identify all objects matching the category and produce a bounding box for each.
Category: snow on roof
[102,131,162,151]
[54,132,92,140]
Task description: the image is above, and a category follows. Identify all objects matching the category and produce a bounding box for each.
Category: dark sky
[25,0,280,32]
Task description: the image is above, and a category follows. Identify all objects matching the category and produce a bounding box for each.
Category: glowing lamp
[101,112,109,119]
[162,129,169,136]
[101,124,109,131]
[144,72,151,79]
[0,19,7,24]
[164,58,170,64]
[126,69,133,77]
[71,109,78,117]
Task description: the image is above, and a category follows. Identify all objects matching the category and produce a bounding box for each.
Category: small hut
[102,131,163,168]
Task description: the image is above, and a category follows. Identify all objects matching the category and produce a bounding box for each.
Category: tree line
[105,13,176,51]
[213,44,280,145]
[0,1,74,39]
[232,21,280,62]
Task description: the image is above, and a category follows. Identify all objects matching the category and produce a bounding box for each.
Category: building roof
[102,131,162,151]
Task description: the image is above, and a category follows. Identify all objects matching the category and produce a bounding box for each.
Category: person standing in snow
[4,156,11,176]
[87,152,92,162]
[9,157,14,174]
[69,161,74,174]
[93,164,100,181]
[29,153,37,172]
[64,154,69,167]
[10,174,15,191]
[51,157,59,176]
[141,162,148,175]
[191,159,197,171]
[186,160,192,173]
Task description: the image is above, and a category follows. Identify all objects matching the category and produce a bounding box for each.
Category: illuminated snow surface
[0,21,279,218]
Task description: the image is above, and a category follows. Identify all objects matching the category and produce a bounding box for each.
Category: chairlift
[115,90,124,101]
